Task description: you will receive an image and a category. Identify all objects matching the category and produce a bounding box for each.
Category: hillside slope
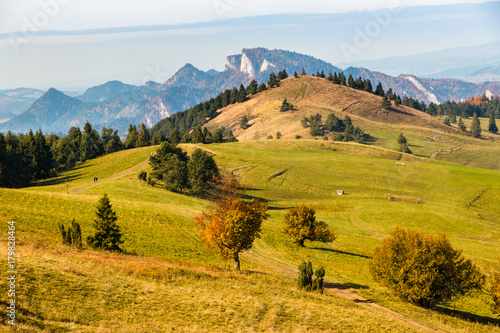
[0,141,499,332]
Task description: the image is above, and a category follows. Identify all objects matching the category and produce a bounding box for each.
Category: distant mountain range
[1,48,499,135]
[338,40,500,84]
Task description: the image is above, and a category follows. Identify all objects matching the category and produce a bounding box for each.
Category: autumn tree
[370,226,484,308]
[87,194,124,252]
[471,112,482,138]
[195,177,269,270]
[284,205,335,247]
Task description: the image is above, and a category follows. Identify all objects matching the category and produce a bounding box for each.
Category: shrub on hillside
[58,219,82,249]
[298,261,325,293]
[370,226,484,308]
[138,171,147,181]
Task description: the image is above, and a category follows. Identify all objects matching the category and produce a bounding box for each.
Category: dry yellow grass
[205,76,452,141]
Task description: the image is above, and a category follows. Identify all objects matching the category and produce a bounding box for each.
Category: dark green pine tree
[277,69,288,80]
[364,79,373,93]
[268,72,279,88]
[332,72,339,84]
[124,124,138,149]
[238,84,247,103]
[471,112,482,138]
[136,123,151,147]
[458,117,467,132]
[246,80,258,95]
[87,194,124,252]
[151,132,164,146]
[381,95,391,109]
[32,130,53,180]
[397,132,412,154]
[347,74,355,87]
[339,73,347,85]
[489,111,498,134]
[225,130,238,142]
[212,127,224,143]
[294,71,299,78]
[188,149,219,195]
[240,115,250,129]
[168,128,182,145]
[280,98,291,112]
[257,83,267,93]
[374,82,385,96]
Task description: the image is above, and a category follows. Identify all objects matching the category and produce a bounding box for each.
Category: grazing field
[1,140,499,332]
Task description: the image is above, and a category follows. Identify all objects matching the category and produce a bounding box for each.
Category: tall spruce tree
[458,117,467,132]
[136,123,151,147]
[374,82,385,96]
[87,194,123,252]
[471,113,482,138]
[489,111,498,134]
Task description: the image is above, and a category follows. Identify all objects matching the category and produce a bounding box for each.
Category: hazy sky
[0,0,498,91]
[0,0,493,33]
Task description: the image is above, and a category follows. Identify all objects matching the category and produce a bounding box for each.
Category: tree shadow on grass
[312,247,371,259]
[324,281,370,290]
[32,173,84,187]
[434,306,500,326]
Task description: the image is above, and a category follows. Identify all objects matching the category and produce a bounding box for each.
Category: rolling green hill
[1,140,499,332]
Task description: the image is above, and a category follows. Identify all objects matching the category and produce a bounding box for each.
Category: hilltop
[204,75,500,170]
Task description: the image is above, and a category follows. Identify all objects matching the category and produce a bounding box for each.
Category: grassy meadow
[1,140,500,332]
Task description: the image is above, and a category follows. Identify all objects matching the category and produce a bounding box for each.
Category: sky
[0,0,498,91]
[0,0,493,33]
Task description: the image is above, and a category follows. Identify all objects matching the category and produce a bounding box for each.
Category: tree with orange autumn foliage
[195,177,269,270]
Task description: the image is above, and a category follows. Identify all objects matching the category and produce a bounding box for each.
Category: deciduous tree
[284,205,335,247]
[195,177,269,270]
[370,226,484,308]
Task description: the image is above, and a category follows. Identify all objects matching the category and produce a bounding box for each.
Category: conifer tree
[374,82,385,96]
[471,112,482,138]
[240,115,250,129]
[124,124,138,149]
[381,95,391,109]
[188,149,219,195]
[87,194,123,252]
[136,123,151,147]
[280,98,291,112]
[348,74,355,87]
[301,67,306,76]
[246,80,258,95]
[458,117,467,131]
[489,111,498,134]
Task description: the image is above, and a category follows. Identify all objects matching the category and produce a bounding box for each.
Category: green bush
[370,226,484,308]
[138,171,147,181]
[58,219,82,249]
[298,261,325,292]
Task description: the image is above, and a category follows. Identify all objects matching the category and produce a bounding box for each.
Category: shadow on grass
[324,281,369,290]
[32,172,84,187]
[434,306,500,326]
[363,133,377,143]
[312,247,371,259]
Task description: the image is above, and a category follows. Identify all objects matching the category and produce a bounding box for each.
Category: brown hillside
[204,76,452,141]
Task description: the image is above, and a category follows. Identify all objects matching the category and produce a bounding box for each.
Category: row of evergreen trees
[151,80,269,139]
[148,143,219,195]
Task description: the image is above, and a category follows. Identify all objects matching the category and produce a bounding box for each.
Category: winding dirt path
[324,286,445,333]
[69,158,150,194]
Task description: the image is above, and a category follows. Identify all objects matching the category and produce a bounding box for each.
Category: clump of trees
[240,115,250,129]
[284,205,335,247]
[301,113,366,143]
[149,143,219,195]
[280,98,293,112]
[298,261,325,292]
[397,132,412,154]
[87,194,124,252]
[195,177,269,270]
[58,219,82,249]
[491,263,500,313]
[370,226,484,308]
